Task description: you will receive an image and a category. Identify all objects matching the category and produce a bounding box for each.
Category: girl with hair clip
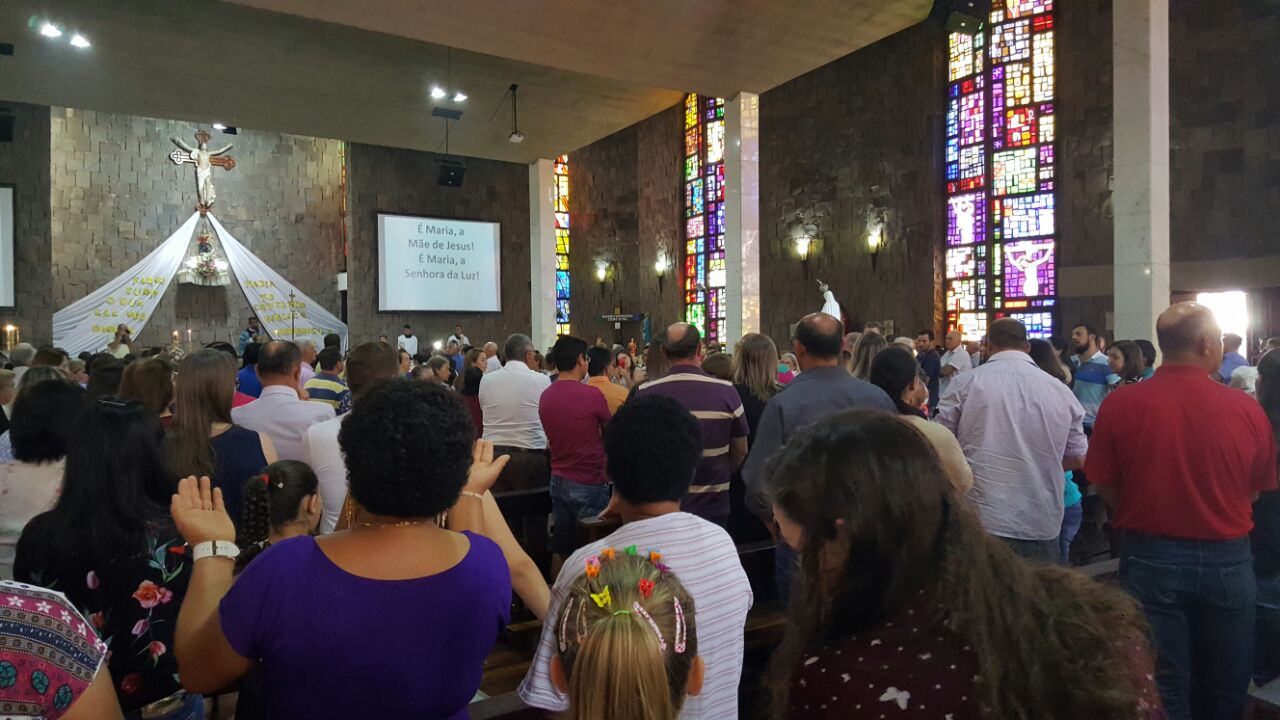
[236,461,321,573]
[552,550,704,720]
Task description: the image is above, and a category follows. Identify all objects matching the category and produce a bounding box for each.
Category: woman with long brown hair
[764,410,1163,720]
[731,333,782,443]
[119,356,176,427]
[165,349,276,527]
[847,331,887,380]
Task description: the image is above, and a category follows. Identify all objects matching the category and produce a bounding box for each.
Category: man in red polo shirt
[1088,302,1277,720]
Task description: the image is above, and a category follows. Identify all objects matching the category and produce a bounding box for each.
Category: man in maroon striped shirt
[634,323,749,527]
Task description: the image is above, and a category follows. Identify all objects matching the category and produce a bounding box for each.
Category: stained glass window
[553,155,571,336]
[684,94,727,346]
[946,0,1056,339]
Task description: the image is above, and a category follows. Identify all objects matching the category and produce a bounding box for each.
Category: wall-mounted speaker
[944,0,989,34]
[437,158,465,187]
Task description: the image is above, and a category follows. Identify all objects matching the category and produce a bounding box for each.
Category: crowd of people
[0,304,1277,720]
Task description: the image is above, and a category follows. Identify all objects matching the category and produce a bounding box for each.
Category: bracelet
[460,491,485,501]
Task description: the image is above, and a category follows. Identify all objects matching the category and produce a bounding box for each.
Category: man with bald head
[1088,303,1277,719]
[483,341,502,372]
[633,322,749,527]
[232,340,335,461]
[938,329,974,400]
[742,313,894,599]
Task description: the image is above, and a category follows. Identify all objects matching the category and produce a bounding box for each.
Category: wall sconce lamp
[654,253,670,292]
[794,234,816,276]
[867,223,884,271]
[595,260,611,294]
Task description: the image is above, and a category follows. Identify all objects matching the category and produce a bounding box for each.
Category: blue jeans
[1059,502,1083,565]
[550,476,611,556]
[998,535,1060,563]
[124,692,204,720]
[1118,533,1255,720]
[1256,573,1280,686]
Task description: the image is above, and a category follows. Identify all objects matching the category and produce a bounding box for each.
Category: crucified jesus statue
[1006,243,1054,296]
[170,129,235,211]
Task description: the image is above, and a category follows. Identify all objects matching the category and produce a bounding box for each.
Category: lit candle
[187,328,192,349]
[172,330,179,346]
[2,324,13,351]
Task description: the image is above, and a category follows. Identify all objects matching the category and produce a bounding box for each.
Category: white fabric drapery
[208,215,347,349]
[53,212,347,355]
[53,214,200,356]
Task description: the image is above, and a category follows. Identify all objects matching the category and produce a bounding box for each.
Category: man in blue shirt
[1070,323,1110,430]
[915,329,942,414]
[237,316,261,356]
[1218,333,1249,383]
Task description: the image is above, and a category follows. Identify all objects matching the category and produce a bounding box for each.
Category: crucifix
[170,129,235,214]
[289,290,297,339]
[1006,242,1055,297]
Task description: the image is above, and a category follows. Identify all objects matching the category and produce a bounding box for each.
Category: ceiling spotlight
[212,122,227,130]
[430,86,447,100]
[39,22,62,38]
[452,91,467,102]
[508,131,525,144]
[69,33,90,48]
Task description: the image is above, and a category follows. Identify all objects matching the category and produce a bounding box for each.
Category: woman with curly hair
[169,379,513,719]
[764,410,1163,720]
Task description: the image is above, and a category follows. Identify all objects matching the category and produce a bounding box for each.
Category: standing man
[447,324,471,348]
[397,325,418,358]
[106,324,136,359]
[237,317,261,356]
[742,313,895,598]
[539,336,612,571]
[303,346,351,415]
[936,318,1088,563]
[915,329,942,414]
[482,342,502,372]
[480,333,553,492]
[634,323,749,527]
[1088,303,1276,720]
[298,340,318,387]
[1218,333,1249,383]
[585,347,627,415]
[939,330,973,399]
[447,341,464,374]
[862,321,884,335]
[1070,323,1111,431]
[232,340,335,461]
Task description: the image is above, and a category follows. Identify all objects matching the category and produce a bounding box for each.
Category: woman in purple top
[168,379,512,719]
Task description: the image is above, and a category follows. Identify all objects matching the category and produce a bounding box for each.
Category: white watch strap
[192,540,240,561]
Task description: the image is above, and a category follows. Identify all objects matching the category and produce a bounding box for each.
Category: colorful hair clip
[611,609,632,617]
[673,597,687,654]
[648,550,662,564]
[261,473,270,485]
[575,595,588,642]
[654,561,671,575]
[633,601,667,651]
[590,585,612,608]
[558,596,574,652]
[600,547,616,561]
[638,578,655,599]
[624,545,639,556]
[584,556,601,578]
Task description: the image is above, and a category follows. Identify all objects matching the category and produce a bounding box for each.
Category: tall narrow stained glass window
[683,94,727,346]
[945,0,1057,340]
[553,154,571,336]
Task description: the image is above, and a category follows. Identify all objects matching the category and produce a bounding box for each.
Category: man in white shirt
[480,333,551,492]
[936,318,1088,563]
[447,323,471,348]
[397,325,418,358]
[520,394,751,720]
[939,329,974,398]
[483,342,502,372]
[298,340,318,387]
[305,342,401,533]
[232,340,334,463]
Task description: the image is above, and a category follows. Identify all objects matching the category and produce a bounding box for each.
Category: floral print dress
[13,522,191,713]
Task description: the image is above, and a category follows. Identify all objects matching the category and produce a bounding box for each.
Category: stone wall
[345,142,532,348]
[757,24,946,344]
[565,105,684,347]
[48,108,345,350]
[0,103,53,346]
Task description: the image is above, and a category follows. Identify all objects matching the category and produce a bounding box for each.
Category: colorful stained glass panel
[1003,241,1056,298]
[960,92,985,145]
[999,193,1055,238]
[992,20,1031,62]
[992,148,1038,196]
[947,192,986,246]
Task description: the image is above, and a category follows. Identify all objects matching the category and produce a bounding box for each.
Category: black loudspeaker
[0,114,13,143]
[437,158,465,187]
[945,0,989,34]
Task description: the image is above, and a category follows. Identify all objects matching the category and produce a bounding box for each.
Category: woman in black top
[729,333,783,542]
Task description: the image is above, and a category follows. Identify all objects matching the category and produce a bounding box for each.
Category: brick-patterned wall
[0,103,53,346]
[48,108,345,350]
[758,24,945,345]
[567,105,683,347]
[345,143,531,348]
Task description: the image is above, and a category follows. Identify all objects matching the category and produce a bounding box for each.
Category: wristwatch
[191,540,241,562]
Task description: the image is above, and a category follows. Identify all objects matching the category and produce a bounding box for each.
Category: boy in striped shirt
[519,395,752,719]
[304,346,351,414]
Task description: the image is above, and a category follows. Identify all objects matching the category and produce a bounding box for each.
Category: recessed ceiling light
[212,122,227,130]
[430,86,447,100]
[452,92,467,102]
[39,22,62,38]
[69,33,90,48]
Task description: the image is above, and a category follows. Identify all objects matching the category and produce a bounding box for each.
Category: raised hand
[465,440,511,495]
[170,476,237,546]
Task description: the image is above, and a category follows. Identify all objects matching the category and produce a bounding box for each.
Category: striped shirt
[518,512,752,719]
[304,372,351,414]
[1071,351,1111,427]
[635,365,749,520]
